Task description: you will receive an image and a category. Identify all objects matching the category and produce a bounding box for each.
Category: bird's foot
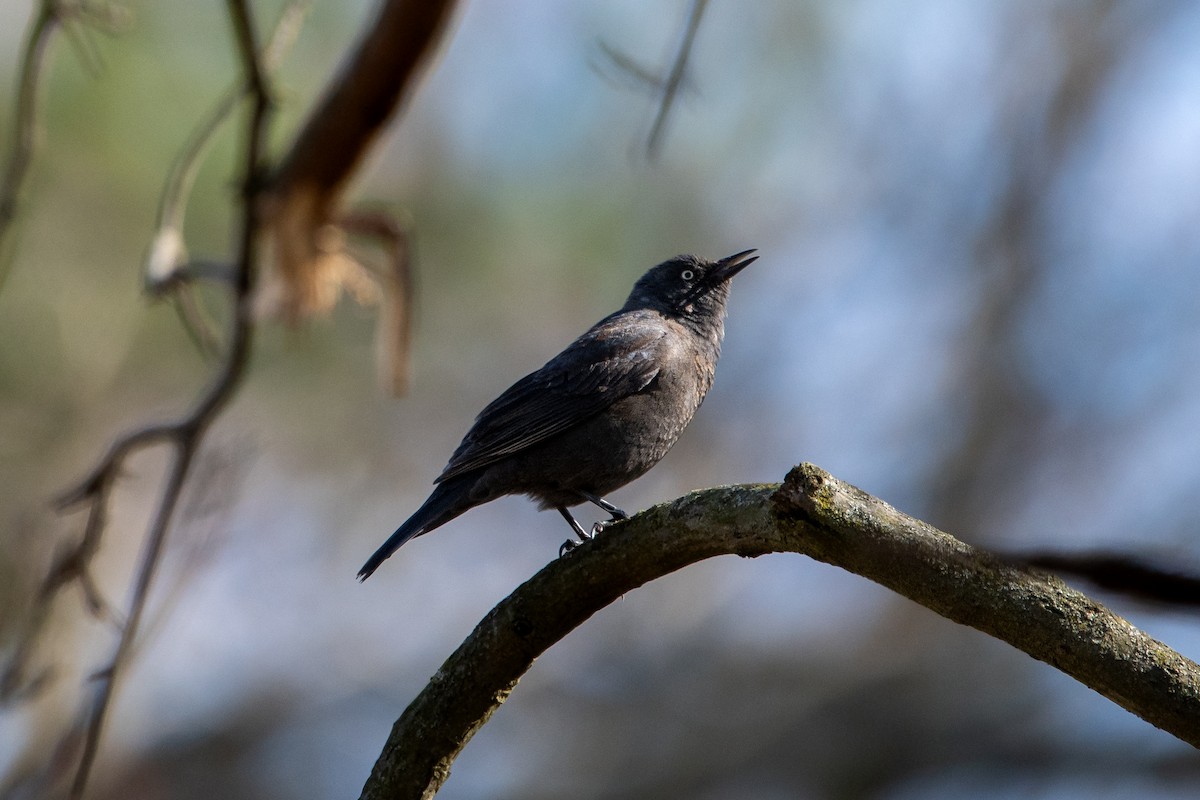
[557,505,600,557]
[556,503,628,556]
[559,530,592,557]
[590,511,629,537]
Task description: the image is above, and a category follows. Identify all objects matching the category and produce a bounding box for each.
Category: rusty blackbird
[357,249,756,580]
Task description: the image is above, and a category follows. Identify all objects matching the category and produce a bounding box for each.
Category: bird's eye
[680,269,694,281]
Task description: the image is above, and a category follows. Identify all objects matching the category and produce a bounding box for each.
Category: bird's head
[624,250,757,323]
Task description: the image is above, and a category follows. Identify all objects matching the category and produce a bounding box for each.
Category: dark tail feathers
[357,476,478,581]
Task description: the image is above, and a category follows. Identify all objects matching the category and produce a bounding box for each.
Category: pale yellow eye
[680,269,694,281]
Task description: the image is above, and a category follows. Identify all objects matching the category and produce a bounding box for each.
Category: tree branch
[271,0,456,201]
[263,0,457,322]
[646,0,709,160]
[0,1,127,290]
[1008,552,1200,607]
[0,1,59,264]
[143,0,305,299]
[360,464,1200,799]
[55,4,273,797]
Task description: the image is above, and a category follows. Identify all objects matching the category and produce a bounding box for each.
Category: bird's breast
[606,340,715,463]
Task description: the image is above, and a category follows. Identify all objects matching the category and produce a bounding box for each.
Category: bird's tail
[357,476,479,581]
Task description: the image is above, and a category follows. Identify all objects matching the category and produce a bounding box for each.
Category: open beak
[709,248,758,283]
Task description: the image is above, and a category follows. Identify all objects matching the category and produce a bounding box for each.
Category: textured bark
[359,464,1200,799]
[775,464,1200,740]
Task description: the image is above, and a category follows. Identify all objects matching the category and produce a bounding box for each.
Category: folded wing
[435,314,667,482]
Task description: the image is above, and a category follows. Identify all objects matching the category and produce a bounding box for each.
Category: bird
[358,249,757,580]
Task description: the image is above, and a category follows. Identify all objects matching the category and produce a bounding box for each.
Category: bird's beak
[710,249,758,283]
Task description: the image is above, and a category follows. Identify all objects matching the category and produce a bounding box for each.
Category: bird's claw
[558,510,629,556]
[590,513,628,537]
[559,530,591,557]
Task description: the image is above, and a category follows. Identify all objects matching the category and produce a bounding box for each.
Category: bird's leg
[582,492,628,519]
[581,491,628,536]
[557,507,591,556]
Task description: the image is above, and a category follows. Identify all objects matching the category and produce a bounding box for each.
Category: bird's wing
[434,316,667,482]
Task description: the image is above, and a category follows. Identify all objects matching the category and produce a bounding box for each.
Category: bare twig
[59,3,273,797]
[646,0,709,160]
[143,0,306,296]
[592,40,679,93]
[360,464,1200,799]
[144,2,305,359]
[0,1,128,290]
[0,1,61,287]
[45,424,175,618]
[68,443,192,800]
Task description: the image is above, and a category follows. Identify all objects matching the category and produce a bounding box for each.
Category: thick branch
[271,0,456,198]
[361,464,1200,799]
[262,0,455,334]
[1006,551,1200,607]
[775,465,1200,738]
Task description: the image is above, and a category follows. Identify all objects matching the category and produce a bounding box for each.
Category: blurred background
[2,0,1200,797]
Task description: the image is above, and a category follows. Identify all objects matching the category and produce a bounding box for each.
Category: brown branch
[68,443,193,800]
[57,4,273,797]
[360,464,1200,799]
[263,0,457,321]
[271,0,457,201]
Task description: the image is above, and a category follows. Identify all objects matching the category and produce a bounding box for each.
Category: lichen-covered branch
[775,464,1200,740]
[360,463,1200,800]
